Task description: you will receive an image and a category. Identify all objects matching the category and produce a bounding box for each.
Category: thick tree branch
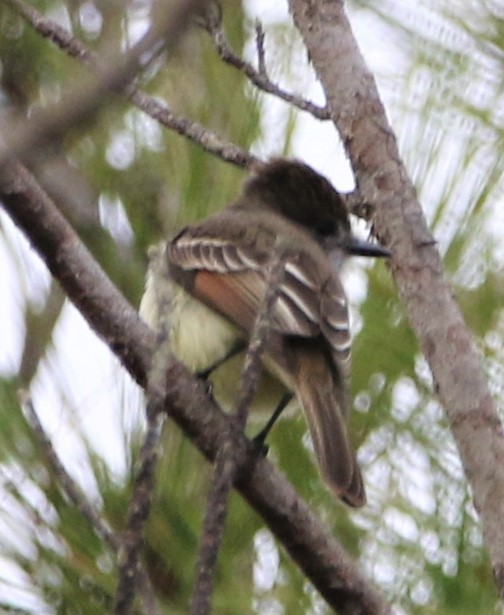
[4,0,257,169]
[0,159,391,615]
[289,0,504,599]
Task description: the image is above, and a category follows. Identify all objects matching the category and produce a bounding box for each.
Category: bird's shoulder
[167,204,327,274]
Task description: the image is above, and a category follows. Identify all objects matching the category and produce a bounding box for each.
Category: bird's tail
[294,352,365,507]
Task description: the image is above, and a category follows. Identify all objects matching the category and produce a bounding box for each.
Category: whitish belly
[170,285,243,373]
[141,274,295,418]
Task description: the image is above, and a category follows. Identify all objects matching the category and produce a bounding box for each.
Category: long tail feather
[295,353,365,507]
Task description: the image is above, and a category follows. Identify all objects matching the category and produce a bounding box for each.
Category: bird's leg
[196,340,247,380]
[253,392,293,453]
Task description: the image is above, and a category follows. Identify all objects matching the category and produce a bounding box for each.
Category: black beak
[346,236,390,258]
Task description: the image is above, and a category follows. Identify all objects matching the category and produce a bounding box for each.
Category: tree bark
[289,0,504,599]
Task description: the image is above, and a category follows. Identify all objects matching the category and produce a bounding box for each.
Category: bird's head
[244,159,390,258]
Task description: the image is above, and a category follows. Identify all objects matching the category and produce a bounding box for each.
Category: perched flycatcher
[140,159,389,507]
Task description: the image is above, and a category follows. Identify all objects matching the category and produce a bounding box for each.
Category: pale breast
[169,284,243,373]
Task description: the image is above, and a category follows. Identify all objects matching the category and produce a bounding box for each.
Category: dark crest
[243,159,350,239]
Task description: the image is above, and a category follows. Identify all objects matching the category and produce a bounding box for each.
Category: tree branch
[199,3,330,120]
[114,274,172,615]
[0,0,212,170]
[4,0,257,170]
[0,158,391,615]
[114,411,166,615]
[289,0,504,599]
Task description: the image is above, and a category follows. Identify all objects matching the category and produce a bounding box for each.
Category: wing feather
[168,230,351,368]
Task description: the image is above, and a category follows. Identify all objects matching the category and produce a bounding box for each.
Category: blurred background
[0,0,503,612]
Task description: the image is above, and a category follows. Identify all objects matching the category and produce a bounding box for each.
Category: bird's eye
[314,219,336,237]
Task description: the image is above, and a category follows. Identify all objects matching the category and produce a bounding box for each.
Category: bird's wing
[167,230,351,367]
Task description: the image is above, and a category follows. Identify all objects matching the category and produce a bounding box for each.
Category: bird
[140,159,389,506]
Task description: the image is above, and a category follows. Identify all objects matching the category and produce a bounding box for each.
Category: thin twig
[114,256,173,615]
[19,391,118,548]
[18,391,159,615]
[4,0,257,169]
[190,255,287,615]
[114,410,166,615]
[233,254,289,432]
[129,91,255,168]
[18,282,65,385]
[255,21,267,76]
[199,5,330,120]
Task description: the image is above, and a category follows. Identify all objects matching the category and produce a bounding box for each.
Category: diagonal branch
[0,0,211,170]
[199,3,330,120]
[288,0,504,599]
[0,158,391,615]
[114,410,166,615]
[4,0,257,170]
[114,267,172,615]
